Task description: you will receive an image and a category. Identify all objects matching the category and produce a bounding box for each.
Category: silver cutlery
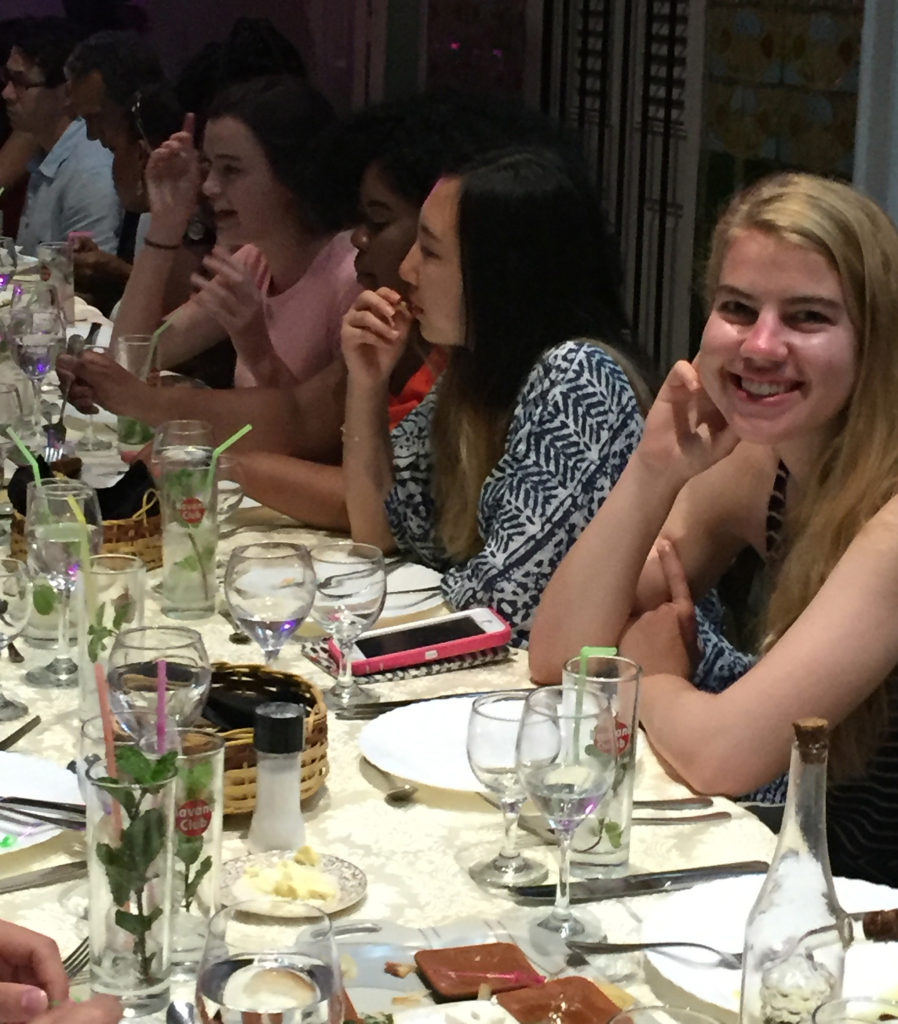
[0,713,41,750]
[316,557,404,593]
[511,860,769,902]
[632,811,732,826]
[0,805,85,832]
[363,758,418,806]
[1,795,85,815]
[43,330,89,454]
[0,860,88,894]
[566,937,743,969]
[336,691,493,720]
[62,937,90,979]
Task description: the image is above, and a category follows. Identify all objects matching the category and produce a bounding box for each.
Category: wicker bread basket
[209,663,329,816]
[10,490,162,569]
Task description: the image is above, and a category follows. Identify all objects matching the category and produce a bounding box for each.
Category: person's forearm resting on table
[342,378,397,552]
[232,453,348,530]
[529,455,682,682]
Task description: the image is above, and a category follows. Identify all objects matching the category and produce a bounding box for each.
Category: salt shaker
[247,701,306,852]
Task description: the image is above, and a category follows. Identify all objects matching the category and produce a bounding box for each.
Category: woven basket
[10,490,162,570]
[209,663,329,816]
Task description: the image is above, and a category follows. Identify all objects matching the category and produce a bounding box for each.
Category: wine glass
[107,625,211,731]
[24,479,102,688]
[0,383,24,517]
[466,690,549,887]
[8,282,65,443]
[224,542,316,664]
[515,683,617,938]
[197,901,343,1024]
[77,344,114,451]
[309,541,386,709]
[0,559,32,720]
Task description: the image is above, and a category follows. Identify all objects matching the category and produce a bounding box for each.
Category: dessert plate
[641,874,898,1014]
[220,850,366,915]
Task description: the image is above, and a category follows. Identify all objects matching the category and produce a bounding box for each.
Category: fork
[43,324,98,454]
[565,938,743,969]
[62,936,90,980]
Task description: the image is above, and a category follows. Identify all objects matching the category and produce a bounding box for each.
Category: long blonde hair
[706,173,898,780]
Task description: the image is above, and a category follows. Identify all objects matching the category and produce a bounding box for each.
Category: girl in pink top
[109,75,359,387]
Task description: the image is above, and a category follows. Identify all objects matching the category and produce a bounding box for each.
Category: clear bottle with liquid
[741,718,844,1024]
[247,701,306,853]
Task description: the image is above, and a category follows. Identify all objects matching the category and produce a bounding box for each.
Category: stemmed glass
[515,683,617,938]
[7,282,65,444]
[309,542,386,709]
[224,542,316,664]
[466,690,549,887]
[107,625,211,732]
[0,559,32,720]
[77,344,114,451]
[0,383,24,517]
[196,901,344,1024]
[24,479,102,688]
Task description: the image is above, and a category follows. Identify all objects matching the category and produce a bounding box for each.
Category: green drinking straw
[574,644,618,759]
[146,317,175,372]
[7,428,41,487]
[206,423,253,488]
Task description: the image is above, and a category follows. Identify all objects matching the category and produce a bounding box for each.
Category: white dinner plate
[358,695,482,792]
[642,874,898,1013]
[382,564,443,617]
[0,751,83,854]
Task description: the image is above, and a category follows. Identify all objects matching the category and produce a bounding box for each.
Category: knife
[0,714,41,751]
[511,860,769,902]
[336,692,493,719]
[0,860,88,895]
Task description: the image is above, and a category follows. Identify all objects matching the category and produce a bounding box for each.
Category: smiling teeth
[741,378,791,397]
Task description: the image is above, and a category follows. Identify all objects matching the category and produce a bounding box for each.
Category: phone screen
[355,616,487,658]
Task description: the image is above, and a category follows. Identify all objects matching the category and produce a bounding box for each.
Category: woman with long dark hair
[342,147,647,643]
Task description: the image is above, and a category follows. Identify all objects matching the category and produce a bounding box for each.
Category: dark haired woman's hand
[0,920,68,1021]
[144,114,201,243]
[190,247,268,359]
[56,350,149,419]
[636,359,737,487]
[341,288,413,389]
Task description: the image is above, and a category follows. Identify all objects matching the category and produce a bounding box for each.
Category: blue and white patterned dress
[384,340,644,646]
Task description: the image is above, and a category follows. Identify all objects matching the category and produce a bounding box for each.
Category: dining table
[0,325,780,1021]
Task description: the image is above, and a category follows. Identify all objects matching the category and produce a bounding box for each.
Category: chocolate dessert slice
[414,942,544,1001]
[497,976,620,1024]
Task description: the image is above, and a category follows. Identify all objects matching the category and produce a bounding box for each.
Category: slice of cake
[414,943,544,1001]
[497,976,620,1024]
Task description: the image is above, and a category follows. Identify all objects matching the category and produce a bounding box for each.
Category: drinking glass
[150,419,214,479]
[224,542,317,664]
[77,344,113,451]
[310,541,386,709]
[7,282,65,443]
[197,901,343,1024]
[0,559,32,720]
[112,334,155,448]
[515,683,617,938]
[24,479,102,688]
[814,998,898,1024]
[36,241,75,323]
[0,382,24,515]
[87,553,146,665]
[466,690,549,887]
[107,625,211,729]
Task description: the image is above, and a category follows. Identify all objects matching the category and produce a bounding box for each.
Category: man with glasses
[2,17,121,255]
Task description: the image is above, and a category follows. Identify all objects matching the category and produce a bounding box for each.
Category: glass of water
[107,625,211,730]
[7,282,65,444]
[310,541,386,710]
[0,559,32,720]
[467,690,549,888]
[225,542,316,664]
[515,682,617,938]
[197,901,343,1024]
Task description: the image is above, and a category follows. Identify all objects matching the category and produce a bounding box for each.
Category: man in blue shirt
[2,17,121,255]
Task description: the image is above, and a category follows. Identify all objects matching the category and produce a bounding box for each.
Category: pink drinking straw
[156,659,167,753]
[94,663,121,833]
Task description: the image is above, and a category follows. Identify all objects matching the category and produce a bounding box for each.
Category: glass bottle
[741,718,844,1024]
[247,701,306,853]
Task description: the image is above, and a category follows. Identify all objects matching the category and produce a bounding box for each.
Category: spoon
[566,937,743,970]
[364,758,417,806]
